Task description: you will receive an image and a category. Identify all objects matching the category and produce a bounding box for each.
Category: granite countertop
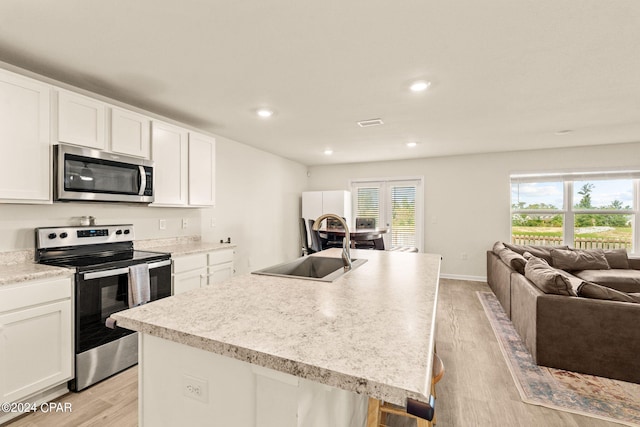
[0,249,74,286]
[112,248,441,408]
[134,236,235,257]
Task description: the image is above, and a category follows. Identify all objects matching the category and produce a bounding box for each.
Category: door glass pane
[511,214,564,246]
[574,214,633,251]
[391,186,416,248]
[355,187,380,228]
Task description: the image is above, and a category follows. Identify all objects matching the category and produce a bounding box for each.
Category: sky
[511,179,634,209]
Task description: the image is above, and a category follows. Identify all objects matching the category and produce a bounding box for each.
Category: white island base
[140,333,368,427]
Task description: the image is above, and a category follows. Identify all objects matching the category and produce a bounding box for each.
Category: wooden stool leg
[367,397,381,427]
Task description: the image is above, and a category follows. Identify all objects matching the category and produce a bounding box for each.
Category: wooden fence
[511,235,632,249]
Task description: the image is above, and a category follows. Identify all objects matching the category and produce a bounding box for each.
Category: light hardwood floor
[5,279,624,426]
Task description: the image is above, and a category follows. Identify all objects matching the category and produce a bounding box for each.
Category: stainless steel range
[35,224,171,391]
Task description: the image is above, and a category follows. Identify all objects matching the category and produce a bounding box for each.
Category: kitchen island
[112,248,441,427]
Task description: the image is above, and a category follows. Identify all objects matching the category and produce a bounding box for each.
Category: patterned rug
[477,291,640,426]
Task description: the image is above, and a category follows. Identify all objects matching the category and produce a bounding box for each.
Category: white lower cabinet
[0,277,73,423]
[173,248,234,295]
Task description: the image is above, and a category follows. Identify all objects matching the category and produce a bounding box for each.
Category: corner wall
[306,142,640,279]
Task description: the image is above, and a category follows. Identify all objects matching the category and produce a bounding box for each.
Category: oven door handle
[138,165,147,196]
[82,259,171,280]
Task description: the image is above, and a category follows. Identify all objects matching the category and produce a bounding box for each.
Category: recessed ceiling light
[410,80,431,92]
[407,142,418,148]
[324,149,333,155]
[554,129,573,135]
[256,108,274,118]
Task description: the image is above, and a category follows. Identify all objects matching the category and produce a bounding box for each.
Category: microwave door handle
[82,260,171,280]
[138,166,146,196]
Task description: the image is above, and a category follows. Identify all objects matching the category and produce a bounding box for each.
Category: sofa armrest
[628,257,640,270]
[487,250,513,318]
[510,272,543,360]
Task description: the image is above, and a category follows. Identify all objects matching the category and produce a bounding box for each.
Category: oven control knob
[123,229,130,235]
[48,233,57,239]
[116,230,123,235]
[60,232,68,239]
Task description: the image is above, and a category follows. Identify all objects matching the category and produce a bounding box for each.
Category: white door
[351,179,423,251]
[188,132,216,206]
[0,69,51,203]
[55,89,106,150]
[151,121,188,206]
[0,300,72,402]
[110,107,151,158]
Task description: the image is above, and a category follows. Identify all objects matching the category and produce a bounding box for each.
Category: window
[511,171,639,253]
[351,178,423,251]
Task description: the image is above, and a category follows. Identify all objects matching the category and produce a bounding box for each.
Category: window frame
[510,170,640,254]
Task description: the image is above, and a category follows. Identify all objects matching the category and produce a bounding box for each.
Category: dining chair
[307,219,325,252]
[300,218,315,256]
[356,217,376,229]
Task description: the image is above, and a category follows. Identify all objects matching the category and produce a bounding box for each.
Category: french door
[350,178,423,251]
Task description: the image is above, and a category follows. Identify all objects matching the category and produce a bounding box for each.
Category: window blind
[356,187,380,226]
[391,185,416,247]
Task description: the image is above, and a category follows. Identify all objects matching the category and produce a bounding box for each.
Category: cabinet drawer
[0,277,72,313]
[208,250,234,266]
[172,253,207,274]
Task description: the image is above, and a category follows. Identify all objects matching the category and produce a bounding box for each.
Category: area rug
[477,291,640,426]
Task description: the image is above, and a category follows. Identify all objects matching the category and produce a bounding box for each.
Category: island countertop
[112,248,441,408]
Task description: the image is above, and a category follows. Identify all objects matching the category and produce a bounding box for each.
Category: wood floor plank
[5,278,629,426]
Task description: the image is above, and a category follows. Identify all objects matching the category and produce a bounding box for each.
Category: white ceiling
[1,1,639,166]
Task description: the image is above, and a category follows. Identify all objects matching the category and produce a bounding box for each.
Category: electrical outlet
[182,218,188,229]
[183,375,208,403]
[461,252,468,260]
[159,219,166,230]
[210,217,216,228]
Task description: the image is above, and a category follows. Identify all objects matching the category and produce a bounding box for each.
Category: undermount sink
[252,256,367,282]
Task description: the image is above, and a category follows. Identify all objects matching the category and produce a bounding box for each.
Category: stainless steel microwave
[54,144,154,203]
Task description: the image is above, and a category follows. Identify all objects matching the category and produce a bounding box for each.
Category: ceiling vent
[357,118,384,127]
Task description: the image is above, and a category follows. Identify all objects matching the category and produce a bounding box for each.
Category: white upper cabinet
[188,132,216,207]
[54,89,106,150]
[151,121,188,206]
[0,69,51,203]
[110,106,151,158]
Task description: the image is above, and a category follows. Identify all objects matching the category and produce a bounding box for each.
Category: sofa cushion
[572,269,640,293]
[574,281,640,303]
[604,249,630,269]
[550,248,610,271]
[492,241,506,254]
[496,248,527,275]
[504,243,569,264]
[524,256,576,296]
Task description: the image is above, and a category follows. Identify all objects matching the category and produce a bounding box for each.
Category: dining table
[318,227,389,248]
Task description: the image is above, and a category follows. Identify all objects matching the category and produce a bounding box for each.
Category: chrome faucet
[312,213,352,270]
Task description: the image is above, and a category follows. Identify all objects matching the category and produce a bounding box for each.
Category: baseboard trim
[440,273,487,283]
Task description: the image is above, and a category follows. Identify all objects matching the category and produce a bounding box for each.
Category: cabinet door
[205,262,233,285]
[110,107,151,158]
[151,121,188,206]
[188,132,216,206]
[0,300,72,402]
[173,267,207,295]
[55,89,106,150]
[0,69,51,203]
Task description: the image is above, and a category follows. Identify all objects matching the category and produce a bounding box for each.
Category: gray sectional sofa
[487,243,640,384]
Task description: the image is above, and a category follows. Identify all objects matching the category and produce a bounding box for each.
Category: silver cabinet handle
[83,259,171,280]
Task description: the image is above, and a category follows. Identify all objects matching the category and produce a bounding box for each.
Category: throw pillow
[497,248,527,274]
[524,256,576,296]
[550,248,610,271]
[576,281,640,304]
[504,243,569,264]
[604,248,630,269]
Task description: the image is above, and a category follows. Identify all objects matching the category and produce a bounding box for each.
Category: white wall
[307,142,640,280]
[200,136,308,274]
